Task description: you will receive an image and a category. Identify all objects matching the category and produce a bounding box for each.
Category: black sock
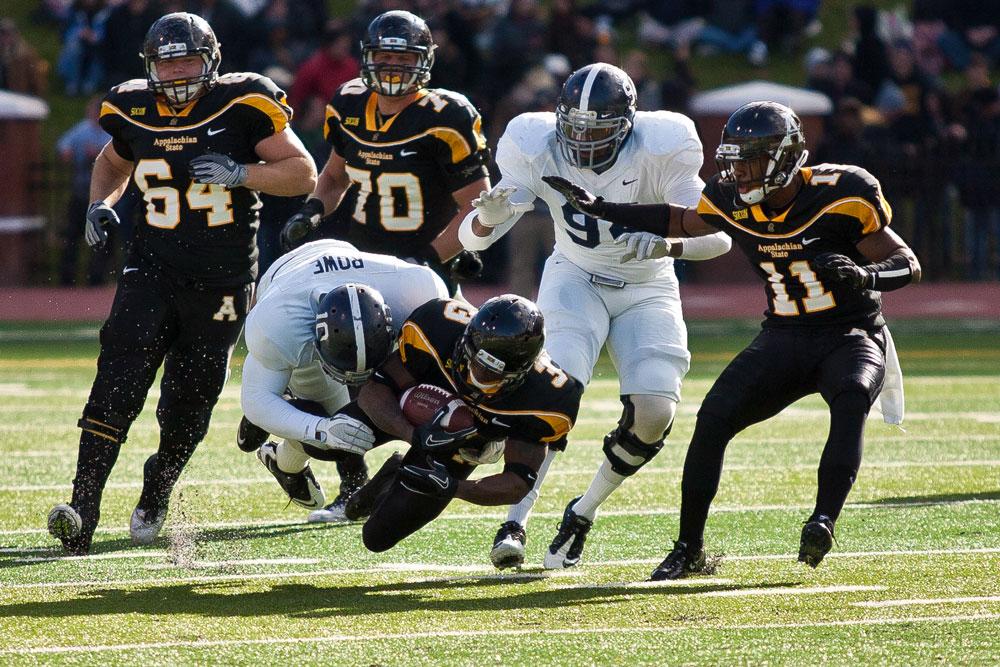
[678,416,734,550]
[813,391,869,524]
[70,431,123,541]
[137,439,199,511]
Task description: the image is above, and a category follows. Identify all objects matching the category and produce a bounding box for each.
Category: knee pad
[628,394,677,444]
[602,397,667,477]
[78,413,129,445]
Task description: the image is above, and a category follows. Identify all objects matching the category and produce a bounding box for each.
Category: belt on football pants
[588,273,626,289]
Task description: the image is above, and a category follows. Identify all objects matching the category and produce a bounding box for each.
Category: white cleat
[490,521,527,569]
[130,506,167,545]
[258,442,325,509]
[543,496,592,569]
[307,497,351,523]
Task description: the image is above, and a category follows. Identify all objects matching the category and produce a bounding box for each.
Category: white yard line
[3,614,998,656]
[6,458,1000,493]
[4,497,1000,537]
[853,595,1000,608]
[552,583,884,597]
[6,547,999,590]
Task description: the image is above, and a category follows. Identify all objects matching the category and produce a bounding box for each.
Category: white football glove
[308,414,375,456]
[615,231,672,263]
[458,439,505,465]
[472,187,534,228]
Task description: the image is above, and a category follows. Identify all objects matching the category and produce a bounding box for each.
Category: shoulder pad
[632,111,701,157]
[810,163,880,190]
[104,79,151,105]
[216,72,284,97]
[500,112,556,160]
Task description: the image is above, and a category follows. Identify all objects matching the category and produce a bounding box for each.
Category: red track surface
[1,283,996,322]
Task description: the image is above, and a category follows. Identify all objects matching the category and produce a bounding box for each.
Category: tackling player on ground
[47,12,317,554]
[347,295,584,553]
[239,239,448,521]
[279,10,491,295]
[545,100,920,577]
[460,63,731,569]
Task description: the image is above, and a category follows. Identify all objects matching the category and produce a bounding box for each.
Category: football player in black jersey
[46,12,317,555]
[544,101,921,577]
[278,9,492,296]
[341,295,584,553]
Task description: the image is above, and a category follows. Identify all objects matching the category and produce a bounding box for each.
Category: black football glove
[449,249,483,281]
[541,175,607,217]
[399,455,458,499]
[813,252,874,290]
[189,152,248,188]
[411,405,479,455]
[280,198,325,252]
[85,201,120,250]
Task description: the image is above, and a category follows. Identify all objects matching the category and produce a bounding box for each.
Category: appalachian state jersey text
[100,73,292,286]
[397,299,583,449]
[698,164,893,328]
[323,79,489,256]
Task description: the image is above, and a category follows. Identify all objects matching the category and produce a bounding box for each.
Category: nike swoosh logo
[425,435,454,446]
[491,417,511,428]
[207,127,225,136]
[428,473,450,489]
[802,237,821,245]
[122,267,138,274]
[400,149,417,157]
[622,179,638,186]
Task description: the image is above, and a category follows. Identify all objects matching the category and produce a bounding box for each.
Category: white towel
[872,325,905,426]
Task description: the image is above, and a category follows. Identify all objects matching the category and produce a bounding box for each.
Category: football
[399,383,476,432]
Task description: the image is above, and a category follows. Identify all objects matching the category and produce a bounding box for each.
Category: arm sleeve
[677,231,732,260]
[457,176,536,251]
[240,354,324,442]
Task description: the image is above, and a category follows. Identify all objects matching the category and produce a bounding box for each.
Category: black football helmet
[141,12,221,106]
[555,63,637,171]
[360,10,435,96]
[715,101,808,205]
[450,295,545,403]
[314,284,394,386]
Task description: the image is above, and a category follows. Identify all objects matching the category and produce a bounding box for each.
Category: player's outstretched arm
[429,176,491,262]
[540,175,714,238]
[458,181,536,252]
[244,128,317,196]
[453,439,545,506]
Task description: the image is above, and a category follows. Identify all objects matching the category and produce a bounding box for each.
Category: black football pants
[677,325,887,548]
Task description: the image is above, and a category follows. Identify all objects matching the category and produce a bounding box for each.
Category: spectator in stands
[188,0,249,72]
[490,0,548,109]
[287,22,357,114]
[937,0,1000,70]
[755,0,822,57]
[58,0,111,96]
[850,5,890,100]
[101,0,161,88]
[623,49,663,111]
[56,96,112,286]
[0,19,49,96]
[695,0,768,67]
[952,58,1000,280]
[253,0,328,52]
[547,0,598,71]
[248,19,305,85]
[808,49,873,107]
[815,97,877,167]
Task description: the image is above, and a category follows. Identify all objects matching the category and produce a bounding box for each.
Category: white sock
[572,460,627,521]
[275,439,310,473]
[505,448,559,527]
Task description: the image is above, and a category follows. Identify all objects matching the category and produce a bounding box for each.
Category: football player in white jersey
[459,63,732,569]
[240,239,448,521]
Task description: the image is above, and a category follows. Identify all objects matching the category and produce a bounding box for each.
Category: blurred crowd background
[2,0,998,288]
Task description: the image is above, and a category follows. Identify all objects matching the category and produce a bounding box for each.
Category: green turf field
[1,321,998,665]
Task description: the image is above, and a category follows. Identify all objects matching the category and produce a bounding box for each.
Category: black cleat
[544,496,593,569]
[490,521,527,569]
[237,415,269,453]
[650,540,707,581]
[344,452,403,521]
[257,442,325,509]
[798,515,835,568]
